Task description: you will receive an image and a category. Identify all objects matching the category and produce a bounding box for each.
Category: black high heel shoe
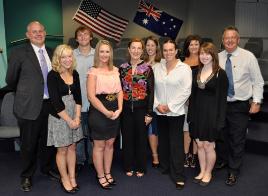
[104,173,117,185]
[60,181,76,194]
[73,185,80,191]
[96,176,112,190]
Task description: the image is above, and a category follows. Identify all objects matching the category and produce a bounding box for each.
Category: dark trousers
[218,101,250,175]
[157,115,185,183]
[18,100,56,178]
[121,107,147,173]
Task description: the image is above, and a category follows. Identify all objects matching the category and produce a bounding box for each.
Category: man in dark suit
[6,21,59,192]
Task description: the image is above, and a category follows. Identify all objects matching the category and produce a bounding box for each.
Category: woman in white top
[154,39,192,190]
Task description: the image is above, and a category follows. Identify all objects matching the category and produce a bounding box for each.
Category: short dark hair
[162,38,177,49]
[127,38,145,61]
[183,35,202,57]
[74,26,93,39]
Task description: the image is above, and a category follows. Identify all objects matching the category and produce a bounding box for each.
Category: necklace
[68,85,71,95]
[197,71,214,89]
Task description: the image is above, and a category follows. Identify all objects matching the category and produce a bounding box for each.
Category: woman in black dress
[188,42,228,186]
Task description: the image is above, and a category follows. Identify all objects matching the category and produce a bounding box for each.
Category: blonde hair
[52,44,76,74]
[93,40,114,70]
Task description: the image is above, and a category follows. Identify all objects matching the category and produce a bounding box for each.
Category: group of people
[5,21,264,193]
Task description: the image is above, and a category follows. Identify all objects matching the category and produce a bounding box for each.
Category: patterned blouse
[119,61,154,116]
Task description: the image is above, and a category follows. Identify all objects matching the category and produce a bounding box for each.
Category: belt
[227,100,249,104]
[97,94,117,102]
[43,98,50,102]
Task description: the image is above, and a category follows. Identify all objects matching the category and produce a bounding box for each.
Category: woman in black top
[188,42,228,186]
[182,35,203,168]
[47,44,83,193]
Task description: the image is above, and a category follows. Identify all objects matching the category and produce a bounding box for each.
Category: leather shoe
[43,170,60,181]
[175,182,185,190]
[215,162,227,169]
[225,173,237,186]
[21,178,32,192]
[193,177,202,184]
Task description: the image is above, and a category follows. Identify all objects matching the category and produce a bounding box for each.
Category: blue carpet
[0,151,268,196]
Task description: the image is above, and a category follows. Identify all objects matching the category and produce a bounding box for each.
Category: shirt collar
[31,43,45,53]
[224,46,240,57]
[74,47,95,56]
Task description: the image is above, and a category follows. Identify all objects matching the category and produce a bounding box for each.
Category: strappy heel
[104,173,116,185]
[96,176,112,190]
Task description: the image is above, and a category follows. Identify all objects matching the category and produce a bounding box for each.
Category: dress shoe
[136,171,145,178]
[60,181,76,194]
[175,182,185,190]
[43,170,60,181]
[215,162,227,169]
[199,179,211,187]
[152,162,160,168]
[96,176,112,190]
[73,185,80,191]
[105,173,117,185]
[225,173,237,186]
[192,177,202,184]
[21,178,32,192]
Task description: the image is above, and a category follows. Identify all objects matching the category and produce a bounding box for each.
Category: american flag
[133,0,183,40]
[73,0,129,42]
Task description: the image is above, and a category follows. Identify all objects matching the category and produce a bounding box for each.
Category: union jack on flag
[133,0,183,40]
[138,0,162,21]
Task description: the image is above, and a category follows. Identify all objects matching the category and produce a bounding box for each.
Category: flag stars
[173,25,176,28]
[143,18,149,25]
[162,21,166,25]
[170,18,174,21]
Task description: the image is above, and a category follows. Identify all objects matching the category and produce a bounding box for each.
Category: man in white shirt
[218,26,264,186]
[73,26,95,173]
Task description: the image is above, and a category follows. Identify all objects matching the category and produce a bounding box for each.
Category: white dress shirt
[218,47,264,103]
[153,59,192,116]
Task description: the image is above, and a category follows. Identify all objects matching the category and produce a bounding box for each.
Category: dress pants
[157,115,185,183]
[121,107,147,173]
[76,111,93,165]
[18,99,56,178]
[222,100,250,175]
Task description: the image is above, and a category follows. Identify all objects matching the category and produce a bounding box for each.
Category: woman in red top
[119,38,154,177]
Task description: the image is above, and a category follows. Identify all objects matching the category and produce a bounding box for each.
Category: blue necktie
[225,53,235,97]
[38,49,49,97]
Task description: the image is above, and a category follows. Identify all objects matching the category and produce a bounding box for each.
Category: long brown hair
[143,36,161,63]
[199,42,220,74]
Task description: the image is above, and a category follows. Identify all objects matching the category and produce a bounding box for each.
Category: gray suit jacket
[6,43,53,120]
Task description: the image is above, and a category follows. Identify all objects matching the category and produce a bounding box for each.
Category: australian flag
[133,0,183,40]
